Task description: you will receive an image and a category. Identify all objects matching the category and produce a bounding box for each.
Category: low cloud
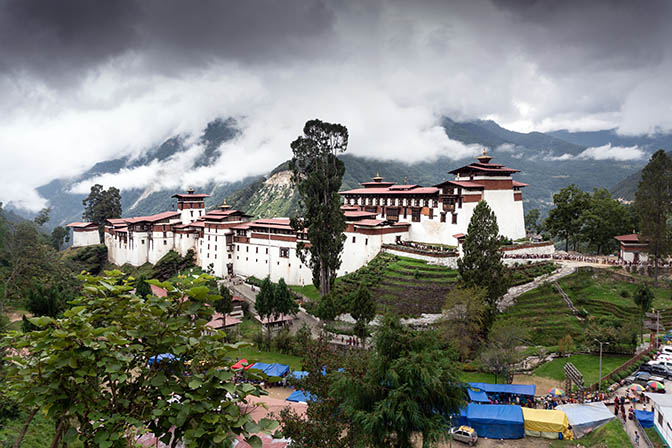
[544,143,645,162]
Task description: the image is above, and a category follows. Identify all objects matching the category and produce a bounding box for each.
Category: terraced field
[372,257,458,315]
[498,282,584,346]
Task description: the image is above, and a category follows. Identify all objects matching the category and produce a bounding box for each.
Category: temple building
[339,149,526,246]
[70,151,537,283]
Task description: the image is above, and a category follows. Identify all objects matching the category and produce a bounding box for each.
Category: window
[246,246,249,252]
[215,245,217,251]
[256,247,258,253]
[403,208,407,219]
[266,248,268,254]
[208,235,210,241]
[208,244,210,250]
[429,208,433,220]
[142,240,145,244]
[441,213,446,223]
[215,236,217,242]
[237,245,239,251]
[458,197,463,208]
[659,412,663,425]
[228,253,232,259]
[280,248,289,258]
[352,236,356,243]
[411,208,421,222]
[365,239,368,246]
[452,213,457,224]
[215,254,217,259]
[190,211,194,217]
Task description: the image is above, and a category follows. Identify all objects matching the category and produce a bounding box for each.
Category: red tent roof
[232,359,249,369]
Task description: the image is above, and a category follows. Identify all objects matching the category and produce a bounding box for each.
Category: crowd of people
[503,253,552,260]
[486,393,535,407]
[393,240,456,253]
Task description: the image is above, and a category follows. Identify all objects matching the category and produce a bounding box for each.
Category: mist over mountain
[10,115,665,227]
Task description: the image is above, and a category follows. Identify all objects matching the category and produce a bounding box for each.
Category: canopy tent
[468,382,536,396]
[264,363,290,378]
[556,402,615,438]
[467,389,490,403]
[147,353,177,367]
[635,410,654,429]
[232,359,249,370]
[463,403,524,439]
[522,408,570,439]
[288,370,309,380]
[286,389,313,403]
[248,362,273,373]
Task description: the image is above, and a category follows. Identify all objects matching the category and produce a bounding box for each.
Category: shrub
[620,289,631,298]
[577,308,589,318]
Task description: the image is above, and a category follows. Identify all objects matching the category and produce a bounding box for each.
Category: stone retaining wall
[381,245,459,268]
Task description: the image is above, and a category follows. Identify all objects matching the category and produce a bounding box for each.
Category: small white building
[645,393,672,446]
[66,222,101,247]
[614,234,649,264]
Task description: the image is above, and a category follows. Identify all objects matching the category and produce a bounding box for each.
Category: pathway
[497,262,577,311]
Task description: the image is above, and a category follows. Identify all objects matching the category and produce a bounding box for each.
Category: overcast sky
[1,0,671,211]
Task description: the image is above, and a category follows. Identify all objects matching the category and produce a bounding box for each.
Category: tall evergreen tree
[633,284,654,344]
[50,226,69,250]
[135,275,152,299]
[457,201,510,328]
[217,283,234,314]
[545,184,591,251]
[273,278,299,319]
[289,119,348,296]
[635,150,672,285]
[350,285,376,341]
[82,184,122,239]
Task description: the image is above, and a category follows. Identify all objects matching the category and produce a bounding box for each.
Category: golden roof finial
[482,147,487,156]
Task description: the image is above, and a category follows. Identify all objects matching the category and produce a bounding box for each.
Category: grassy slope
[234,347,303,371]
[551,419,631,447]
[534,354,631,385]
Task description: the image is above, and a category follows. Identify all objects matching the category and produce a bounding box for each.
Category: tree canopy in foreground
[2,272,277,447]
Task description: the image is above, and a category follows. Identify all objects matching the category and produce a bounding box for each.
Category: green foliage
[82,184,122,238]
[24,282,67,318]
[332,314,467,447]
[580,188,633,254]
[634,284,655,343]
[458,201,510,328]
[217,284,234,314]
[151,249,195,281]
[2,271,275,447]
[350,285,375,340]
[62,244,108,274]
[535,354,631,386]
[524,208,541,233]
[50,226,69,250]
[635,149,672,284]
[545,184,591,251]
[289,119,349,295]
[440,285,488,361]
[135,275,152,299]
[255,277,298,322]
[33,207,51,227]
[479,319,529,384]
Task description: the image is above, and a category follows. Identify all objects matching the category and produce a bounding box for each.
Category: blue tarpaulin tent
[289,370,309,380]
[467,389,490,403]
[635,410,654,428]
[248,362,272,373]
[464,403,524,439]
[468,382,536,396]
[286,390,313,403]
[147,353,177,367]
[264,363,290,377]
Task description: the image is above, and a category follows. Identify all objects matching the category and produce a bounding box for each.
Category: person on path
[635,430,640,446]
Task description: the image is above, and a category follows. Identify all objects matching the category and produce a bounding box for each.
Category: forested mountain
[12,117,669,225]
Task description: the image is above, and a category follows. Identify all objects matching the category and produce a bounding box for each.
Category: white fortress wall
[481,188,526,240]
[72,229,101,247]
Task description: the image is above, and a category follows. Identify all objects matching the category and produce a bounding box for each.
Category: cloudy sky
[1,0,671,211]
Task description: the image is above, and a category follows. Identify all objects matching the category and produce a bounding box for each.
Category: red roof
[353,219,386,227]
[340,186,439,195]
[126,211,180,223]
[453,233,466,239]
[207,313,242,329]
[344,211,378,218]
[66,221,97,228]
[171,193,210,199]
[512,181,529,188]
[445,180,484,189]
[449,163,520,175]
[389,184,418,190]
[614,234,645,243]
[131,284,168,298]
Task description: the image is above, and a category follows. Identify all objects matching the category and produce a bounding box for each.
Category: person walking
[635,430,640,446]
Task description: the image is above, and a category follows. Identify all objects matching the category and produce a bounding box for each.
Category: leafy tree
[217,283,234,314]
[279,335,361,448]
[82,184,122,239]
[439,286,488,361]
[557,334,574,358]
[135,275,152,299]
[33,207,51,226]
[580,188,633,254]
[350,285,376,341]
[274,278,299,318]
[315,290,340,320]
[458,201,510,329]
[50,225,69,250]
[524,208,541,234]
[635,150,672,285]
[633,284,655,344]
[151,250,195,281]
[545,184,591,251]
[332,314,467,447]
[3,272,277,447]
[479,319,529,384]
[254,276,275,322]
[584,316,637,354]
[289,119,349,295]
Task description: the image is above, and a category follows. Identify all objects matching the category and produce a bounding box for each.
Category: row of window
[346,197,438,208]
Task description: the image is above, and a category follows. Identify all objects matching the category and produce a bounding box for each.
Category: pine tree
[289,119,348,296]
[635,150,672,286]
[217,284,234,314]
[273,278,299,319]
[457,201,510,328]
[350,285,376,341]
[135,275,152,299]
[633,284,654,344]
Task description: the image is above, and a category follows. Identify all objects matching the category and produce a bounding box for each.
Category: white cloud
[543,143,645,162]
